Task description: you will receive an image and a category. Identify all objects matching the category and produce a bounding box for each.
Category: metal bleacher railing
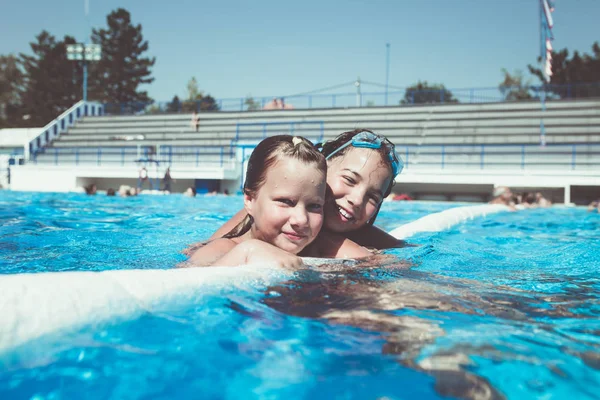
[27,101,104,160]
[33,143,599,171]
[102,82,600,115]
[33,145,236,168]
[398,143,599,170]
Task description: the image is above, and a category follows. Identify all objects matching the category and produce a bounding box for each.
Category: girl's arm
[345,224,406,249]
[185,238,303,269]
[184,238,237,266]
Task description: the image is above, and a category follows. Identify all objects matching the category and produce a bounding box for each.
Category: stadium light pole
[355,77,362,107]
[66,0,100,102]
[385,43,390,106]
[66,43,101,101]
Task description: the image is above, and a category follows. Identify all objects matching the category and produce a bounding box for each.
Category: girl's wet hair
[223,135,326,239]
[317,128,397,225]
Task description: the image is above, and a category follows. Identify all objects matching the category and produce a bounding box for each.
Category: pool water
[1,191,599,399]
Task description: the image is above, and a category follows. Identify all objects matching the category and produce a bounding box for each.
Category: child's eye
[343,176,356,185]
[308,203,323,212]
[276,198,294,206]
[368,194,382,204]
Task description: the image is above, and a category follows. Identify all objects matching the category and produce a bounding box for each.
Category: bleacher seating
[32,99,600,171]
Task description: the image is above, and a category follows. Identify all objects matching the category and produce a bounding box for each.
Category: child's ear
[243,191,254,216]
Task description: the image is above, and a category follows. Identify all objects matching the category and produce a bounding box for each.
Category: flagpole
[538,0,554,147]
[539,0,546,146]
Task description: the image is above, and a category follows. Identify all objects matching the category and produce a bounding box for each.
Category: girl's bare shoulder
[185,238,238,267]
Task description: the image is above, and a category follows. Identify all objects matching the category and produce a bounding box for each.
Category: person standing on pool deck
[185,135,370,267]
[162,167,173,193]
[194,129,404,252]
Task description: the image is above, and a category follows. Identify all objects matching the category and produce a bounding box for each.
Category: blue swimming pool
[1,191,599,399]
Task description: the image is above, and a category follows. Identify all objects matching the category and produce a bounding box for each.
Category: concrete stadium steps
[82,99,600,123]
[65,100,600,146]
[74,112,600,131]
[32,99,600,167]
[64,119,600,136]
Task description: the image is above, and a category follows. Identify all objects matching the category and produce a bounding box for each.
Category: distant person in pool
[197,129,405,252]
[588,200,600,212]
[489,186,516,210]
[184,187,197,197]
[535,192,552,208]
[185,135,370,268]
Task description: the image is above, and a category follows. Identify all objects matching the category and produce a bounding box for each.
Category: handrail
[27,100,104,160]
[102,82,600,114]
[28,142,600,171]
[32,145,237,168]
[396,143,600,171]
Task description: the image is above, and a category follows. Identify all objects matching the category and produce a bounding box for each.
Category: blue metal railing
[32,145,236,168]
[397,143,600,171]
[30,143,599,171]
[103,82,600,115]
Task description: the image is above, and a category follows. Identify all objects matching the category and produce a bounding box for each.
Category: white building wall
[10,167,78,192]
[8,164,242,193]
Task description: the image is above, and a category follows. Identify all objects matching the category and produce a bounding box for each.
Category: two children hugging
[186,129,403,268]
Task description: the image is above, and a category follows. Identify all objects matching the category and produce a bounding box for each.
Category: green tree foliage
[401,81,458,105]
[90,8,155,108]
[528,42,600,98]
[19,31,82,127]
[198,95,218,111]
[186,77,201,101]
[0,54,24,127]
[167,95,181,113]
[181,77,220,112]
[499,69,533,101]
[244,95,260,111]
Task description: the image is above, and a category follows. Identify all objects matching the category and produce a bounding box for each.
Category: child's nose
[290,206,308,227]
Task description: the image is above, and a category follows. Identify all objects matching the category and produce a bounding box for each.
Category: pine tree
[499,69,533,101]
[19,31,82,127]
[528,42,600,99]
[181,77,220,112]
[244,95,260,111]
[167,95,181,113]
[90,8,155,112]
[401,81,458,105]
[0,54,24,127]
[199,95,219,111]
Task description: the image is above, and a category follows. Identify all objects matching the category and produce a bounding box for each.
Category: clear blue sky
[1,0,598,101]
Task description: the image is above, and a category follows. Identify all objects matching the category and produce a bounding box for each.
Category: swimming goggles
[324,131,403,176]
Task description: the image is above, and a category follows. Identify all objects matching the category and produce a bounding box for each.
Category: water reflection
[263,257,600,400]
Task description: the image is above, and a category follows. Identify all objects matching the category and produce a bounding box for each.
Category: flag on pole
[541,0,555,83]
[542,0,554,28]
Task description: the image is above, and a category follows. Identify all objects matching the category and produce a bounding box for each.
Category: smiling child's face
[244,157,326,254]
[324,147,392,232]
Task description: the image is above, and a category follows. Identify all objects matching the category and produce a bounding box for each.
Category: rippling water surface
[1,191,599,399]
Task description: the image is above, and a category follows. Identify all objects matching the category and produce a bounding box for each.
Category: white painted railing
[26,101,104,160]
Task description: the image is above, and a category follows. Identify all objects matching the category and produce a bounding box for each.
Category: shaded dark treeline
[528,41,600,98]
[0,8,154,127]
